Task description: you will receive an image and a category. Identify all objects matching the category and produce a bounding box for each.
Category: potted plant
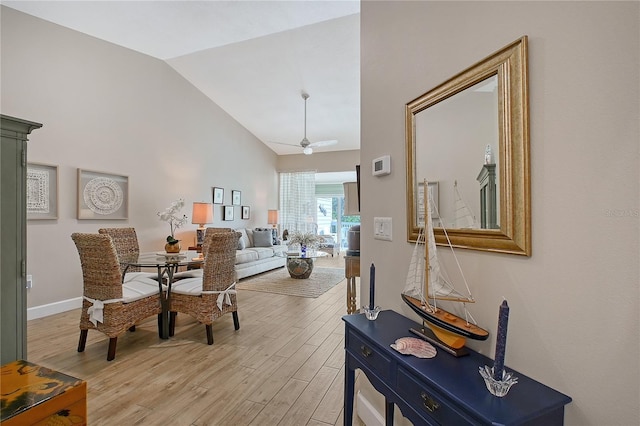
[157,198,188,253]
[287,231,321,255]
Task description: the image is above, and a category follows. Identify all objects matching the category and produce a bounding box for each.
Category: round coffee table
[281,251,328,279]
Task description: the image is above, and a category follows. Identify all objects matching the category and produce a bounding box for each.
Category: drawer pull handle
[421,391,439,412]
[360,345,372,357]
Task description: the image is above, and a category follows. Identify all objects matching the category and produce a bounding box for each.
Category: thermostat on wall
[372,155,391,176]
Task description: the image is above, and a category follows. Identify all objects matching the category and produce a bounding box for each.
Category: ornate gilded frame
[406,36,530,255]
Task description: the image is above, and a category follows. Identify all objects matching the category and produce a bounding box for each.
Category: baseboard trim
[27,297,82,320]
[357,391,384,426]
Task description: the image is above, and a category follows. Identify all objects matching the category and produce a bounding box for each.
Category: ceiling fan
[271,92,338,155]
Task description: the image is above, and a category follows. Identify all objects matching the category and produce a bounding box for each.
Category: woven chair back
[201,227,234,253]
[98,227,141,273]
[201,231,240,292]
[71,233,123,301]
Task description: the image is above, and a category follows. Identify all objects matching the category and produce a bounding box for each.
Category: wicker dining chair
[71,233,162,361]
[98,227,158,280]
[171,227,236,281]
[169,229,240,344]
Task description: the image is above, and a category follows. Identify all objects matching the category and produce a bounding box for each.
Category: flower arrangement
[157,198,188,245]
[287,231,321,249]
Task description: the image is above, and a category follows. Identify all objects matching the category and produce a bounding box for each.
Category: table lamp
[268,209,279,243]
[192,202,214,246]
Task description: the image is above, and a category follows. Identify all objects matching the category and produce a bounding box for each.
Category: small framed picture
[213,187,224,204]
[224,205,234,221]
[232,190,241,206]
[77,169,128,220]
[241,206,250,220]
[27,162,58,220]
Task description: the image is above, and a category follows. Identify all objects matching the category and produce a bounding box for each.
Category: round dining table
[122,250,203,339]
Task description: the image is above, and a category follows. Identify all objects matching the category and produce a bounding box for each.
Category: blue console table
[343,310,571,425]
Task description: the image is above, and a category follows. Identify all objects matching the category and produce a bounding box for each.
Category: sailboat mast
[423,179,430,306]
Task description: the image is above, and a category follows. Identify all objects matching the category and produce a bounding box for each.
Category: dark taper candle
[369,263,375,309]
[493,299,510,380]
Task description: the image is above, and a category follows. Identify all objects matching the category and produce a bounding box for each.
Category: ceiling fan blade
[308,139,338,148]
[268,141,301,147]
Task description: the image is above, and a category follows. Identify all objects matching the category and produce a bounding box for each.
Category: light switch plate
[373,217,392,241]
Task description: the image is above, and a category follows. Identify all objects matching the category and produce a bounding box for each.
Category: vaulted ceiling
[3,1,360,156]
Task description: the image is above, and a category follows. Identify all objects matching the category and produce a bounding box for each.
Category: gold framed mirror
[406,36,530,256]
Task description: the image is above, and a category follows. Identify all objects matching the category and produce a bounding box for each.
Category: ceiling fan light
[303,147,313,155]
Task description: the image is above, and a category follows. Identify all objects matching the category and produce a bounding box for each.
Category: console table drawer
[397,366,478,425]
[347,330,392,380]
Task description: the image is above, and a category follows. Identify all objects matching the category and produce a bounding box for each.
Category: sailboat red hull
[402,294,489,341]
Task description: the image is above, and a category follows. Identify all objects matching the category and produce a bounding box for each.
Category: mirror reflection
[406,36,531,256]
[415,75,500,230]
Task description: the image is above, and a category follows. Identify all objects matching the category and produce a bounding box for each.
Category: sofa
[234,228,287,279]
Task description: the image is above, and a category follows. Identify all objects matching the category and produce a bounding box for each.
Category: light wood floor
[27,254,365,426]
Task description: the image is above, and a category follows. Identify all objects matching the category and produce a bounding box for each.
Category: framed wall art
[27,162,58,220]
[241,206,250,220]
[213,187,224,204]
[224,205,234,221]
[77,169,128,220]
[232,190,241,206]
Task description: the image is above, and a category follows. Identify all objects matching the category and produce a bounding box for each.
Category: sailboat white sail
[453,180,479,229]
[402,179,488,352]
[404,183,472,305]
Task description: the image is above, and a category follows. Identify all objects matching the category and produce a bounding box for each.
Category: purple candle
[493,300,510,380]
[369,263,375,309]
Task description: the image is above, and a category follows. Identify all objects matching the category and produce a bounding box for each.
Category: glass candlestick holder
[479,365,518,397]
[362,306,381,320]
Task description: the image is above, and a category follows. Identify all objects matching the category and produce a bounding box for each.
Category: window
[279,171,316,234]
[279,171,360,250]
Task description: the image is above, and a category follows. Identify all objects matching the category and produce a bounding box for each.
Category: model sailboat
[402,179,488,356]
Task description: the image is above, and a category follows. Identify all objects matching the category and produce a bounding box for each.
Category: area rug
[236,267,344,298]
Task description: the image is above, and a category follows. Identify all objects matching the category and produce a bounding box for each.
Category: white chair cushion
[173,269,203,280]
[123,272,159,285]
[171,277,203,296]
[122,277,159,303]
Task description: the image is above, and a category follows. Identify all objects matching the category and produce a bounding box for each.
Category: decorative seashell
[390,337,437,359]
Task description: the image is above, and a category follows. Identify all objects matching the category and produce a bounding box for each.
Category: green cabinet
[1,115,42,364]
[477,163,498,230]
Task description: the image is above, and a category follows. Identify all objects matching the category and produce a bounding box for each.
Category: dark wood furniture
[343,310,571,425]
[344,255,360,314]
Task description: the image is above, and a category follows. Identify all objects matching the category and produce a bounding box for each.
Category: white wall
[1,7,279,310]
[360,2,638,425]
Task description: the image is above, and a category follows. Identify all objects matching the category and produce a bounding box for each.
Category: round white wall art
[83,177,123,215]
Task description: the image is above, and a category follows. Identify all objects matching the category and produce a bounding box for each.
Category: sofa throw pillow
[237,228,251,248]
[253,229,273,247]
[255,227,278,245]
[237,236,246,250]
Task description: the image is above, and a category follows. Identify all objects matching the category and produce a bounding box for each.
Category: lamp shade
[267,209,279,225]
[343,182,360,216]
[191,202,214,226]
